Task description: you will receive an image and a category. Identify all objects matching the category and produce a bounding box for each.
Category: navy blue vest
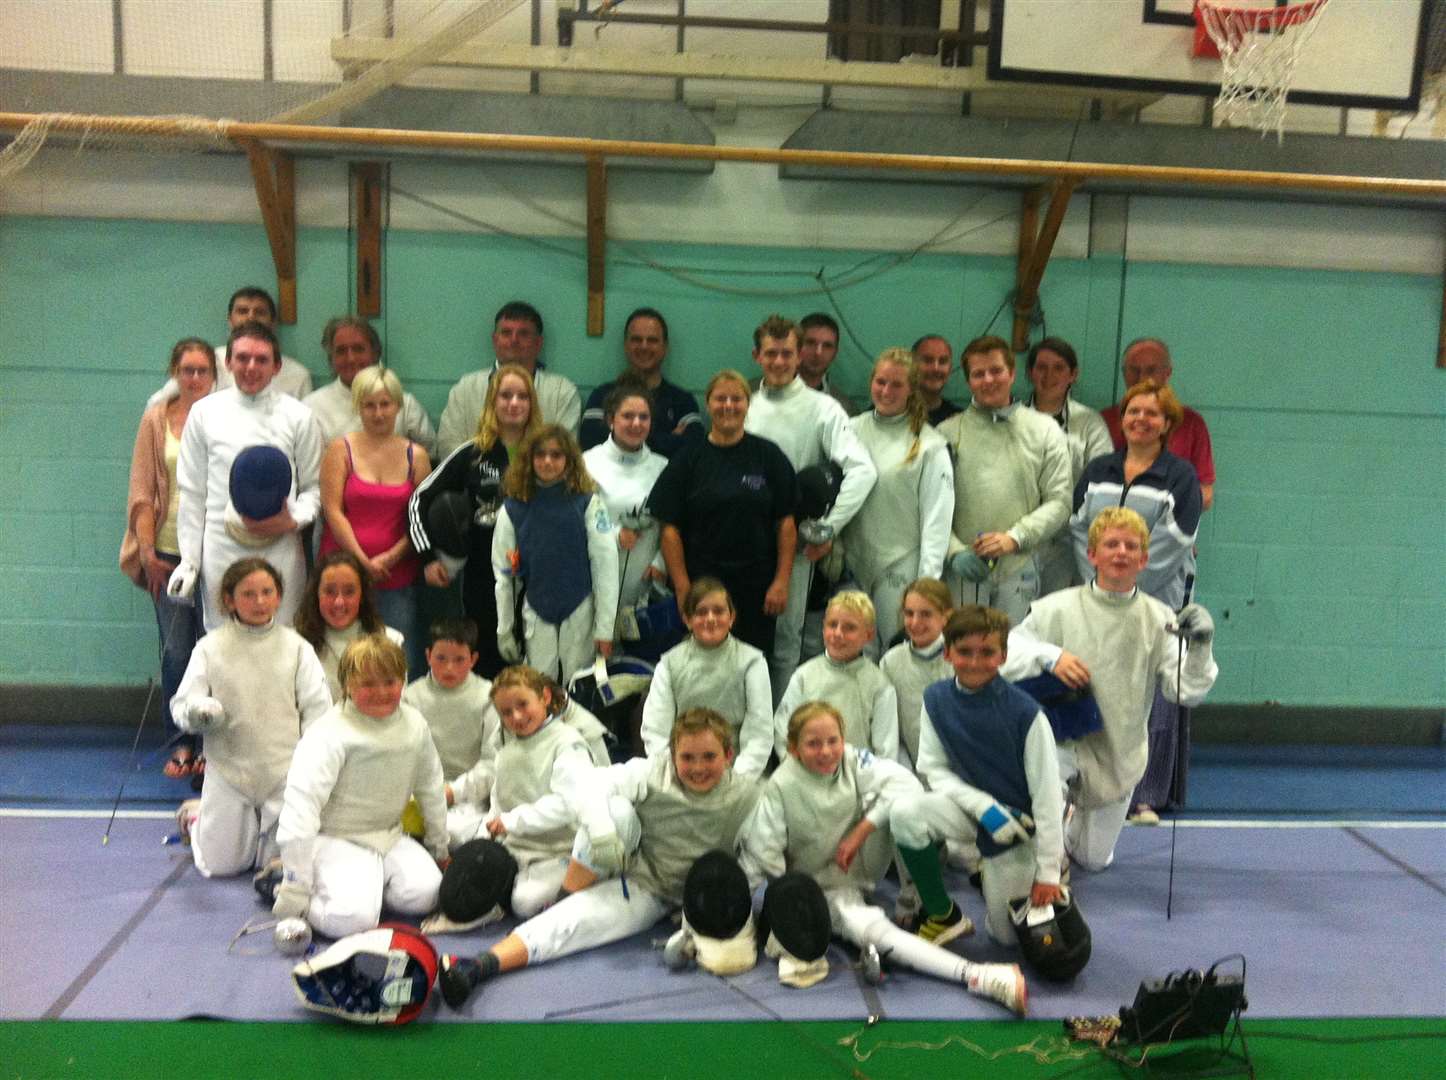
[504,485,592,624]
[922,676,1038,857]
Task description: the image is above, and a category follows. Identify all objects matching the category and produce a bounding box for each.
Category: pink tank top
[320,438,420,589]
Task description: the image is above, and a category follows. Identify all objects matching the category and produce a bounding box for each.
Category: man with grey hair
[1100,338,1215,509]
[303,315,435,454]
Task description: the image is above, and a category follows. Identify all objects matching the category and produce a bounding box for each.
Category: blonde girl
[409,363,542,677]
[740,702,1025,1014]
[878,577,954,768]
[843,348,954,654]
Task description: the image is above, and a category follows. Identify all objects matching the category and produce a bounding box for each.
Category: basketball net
[1193,0,1330,142]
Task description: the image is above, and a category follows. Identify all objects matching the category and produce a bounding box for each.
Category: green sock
[897,843,954,916]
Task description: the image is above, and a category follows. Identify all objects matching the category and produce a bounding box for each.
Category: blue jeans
[153,553,205,747]
[374,583,425,680]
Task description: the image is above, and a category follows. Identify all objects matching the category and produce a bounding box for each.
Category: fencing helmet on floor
[439,838,519,923]
[761,872,833,988]
[681,850,757,976]
[291,923,438,1025]
[761,872,831,962]
[568,656,654,760]
[1009,886,1091,982]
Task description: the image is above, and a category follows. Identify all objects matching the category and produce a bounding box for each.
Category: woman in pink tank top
[320,365,433,674]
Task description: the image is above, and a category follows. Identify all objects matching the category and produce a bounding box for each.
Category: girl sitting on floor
[457,665,613,919]
[444,670,612,847]
[172,556,330,878]
[740,701,1026,1014]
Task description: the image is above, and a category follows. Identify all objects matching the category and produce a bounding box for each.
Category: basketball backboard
[989,0,1432,111]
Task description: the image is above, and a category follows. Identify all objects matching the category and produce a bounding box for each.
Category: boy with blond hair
[272,634,449,938]
[773,590,898,761]
[1004,507,1217,872]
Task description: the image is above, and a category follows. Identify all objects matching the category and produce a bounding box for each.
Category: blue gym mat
[4,722,1442,1024]
[3,813,1440,1024]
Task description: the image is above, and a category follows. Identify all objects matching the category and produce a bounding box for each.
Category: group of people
[120,284,1220,1014]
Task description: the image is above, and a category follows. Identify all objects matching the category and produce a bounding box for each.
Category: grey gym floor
[2,724,1442,1025]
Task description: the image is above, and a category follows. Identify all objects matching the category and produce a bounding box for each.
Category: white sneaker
[663,928,696,971]
[968,962,1027,1015]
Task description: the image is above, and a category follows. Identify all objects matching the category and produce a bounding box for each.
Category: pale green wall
[1,214,1441,706]
[1122,262,1445,707]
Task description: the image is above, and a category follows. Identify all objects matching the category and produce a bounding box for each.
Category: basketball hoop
[1192,0,1330,142]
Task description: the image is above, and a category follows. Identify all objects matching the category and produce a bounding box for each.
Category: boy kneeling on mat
[889,605,1066,949]
[1002,506,1217,874]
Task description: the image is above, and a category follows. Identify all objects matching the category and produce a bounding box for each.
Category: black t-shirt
[928,399,962,426]
[648,433,796,578]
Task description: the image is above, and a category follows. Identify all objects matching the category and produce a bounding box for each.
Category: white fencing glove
[272,880,311,921]
[948,550,991,583]
[979,803,1032,848]
[588,830,626,875]
[182,696,226,733]
[497,633,522,665]
[662,927,696,971]
[1177,604,1215,646]
[166,560,199,602]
